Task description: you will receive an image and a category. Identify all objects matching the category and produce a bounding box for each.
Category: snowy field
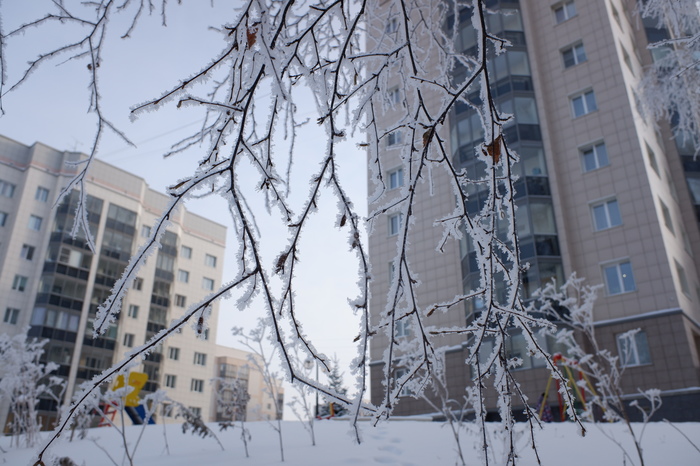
[2,419,699,465]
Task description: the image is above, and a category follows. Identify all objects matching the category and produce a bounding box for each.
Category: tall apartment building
[368,0,700,420]
[0,135,230,426]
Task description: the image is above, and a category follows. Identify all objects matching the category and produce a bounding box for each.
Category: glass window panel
[607,200,621,226]
[530,203,557,235]
[470,112,484,142]
[604,265,621,294]
[68,314,79,332]
[521,147,547,176]
[31,307,46,326]
[620,262,635,292]
[593,204,608,229]
[508,51,530,76]
[492,54,507,81]
[515,97,538,124]
[585,91,597,112]
[502,10,523,31]
[515,204,531,237]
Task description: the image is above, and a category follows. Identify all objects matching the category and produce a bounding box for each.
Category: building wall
[0,134,228,426]
[368,0,700,418]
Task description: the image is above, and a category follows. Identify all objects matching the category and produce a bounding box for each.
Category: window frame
[0,211,7,227]
[4,307,20,325]
[181,245,192,259]
[20,244,36,261]
[386,130,402,147]
[194,352,207,366]
[12,275,28,292]
[602,260,636,296]
[553,1,576,24]
[616,330,651,367]
[388,167,404,190]
[190,378,204,393]
[388,212,403,236]
[0,180,16,198]
[562,42,587,68]
[175,294,187,307]
[35,186,50,202]
[202,277,215,291]
[570,89,597,118]
[591,198,622,231]
[178,269,190,283]
[580,141,609,172]
[123,333,135,348]
[168,347,180,361]
[205,254,217,268]
[165,374,177,389]
[28,215,43,231]
[659,198,675,235]
[127,304,139,318]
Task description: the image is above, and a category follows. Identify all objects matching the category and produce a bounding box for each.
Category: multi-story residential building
[368,0,700,421]
[214,346,285,422]
[0,134,228,427]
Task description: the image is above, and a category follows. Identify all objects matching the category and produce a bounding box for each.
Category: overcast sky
[0,1,369,406]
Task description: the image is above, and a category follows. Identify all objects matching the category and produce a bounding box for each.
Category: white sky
[0,1,369,408]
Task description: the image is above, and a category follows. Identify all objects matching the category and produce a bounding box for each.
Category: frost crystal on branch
[0,1,583,463]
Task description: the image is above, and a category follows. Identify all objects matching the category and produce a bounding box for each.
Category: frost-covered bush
[0,331,65,448]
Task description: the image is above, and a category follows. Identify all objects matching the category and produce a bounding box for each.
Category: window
[123,333,135,348]
[394,368,413,396]
[385,17,399,34]
[141,225,151,237]
[659,199,674,234]
[28,215,43,231]
[611,3,622,27]
[202,277,215,291]
[0,212,7,227]
[562,43,586,68]
[603,260,636,295]
[388,168,404,190]
[0,180,16,198]
[35,186,50,202]
[621,45,634,75]
[12,275,28,292]
[190,407,202,417]
[581,142,609,172]
[165,374,177,389]
[553,1,576,23]
[591,199,621,231]
[4,308,20,325]
[181,245,192,259]
[674,260,691,296]
[646,143,659,176]
[205,254,217,268]
[388,213,403,236]
[396,319,411,338]
[133,277,143,291]
[127,304,139,318]
[175,294,186,307]
[202,328,210,340]
[168,347,180,360]
[194,352,207,366]
[617,330,651,367]
[191,379,204,393]
[571,90,597,117]
[387,130,402,147]
[387,87,402,106]
[21,244,35,261]
[178,270,190,283]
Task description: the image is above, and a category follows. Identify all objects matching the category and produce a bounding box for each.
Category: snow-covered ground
[2,419,699,465]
